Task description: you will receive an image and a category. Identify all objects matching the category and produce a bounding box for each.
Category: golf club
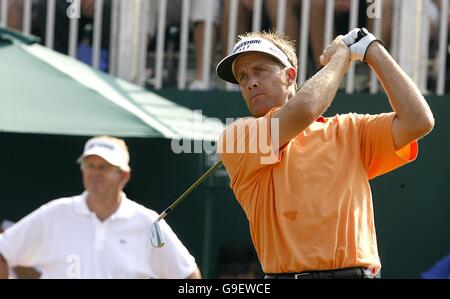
[151,160,223,248]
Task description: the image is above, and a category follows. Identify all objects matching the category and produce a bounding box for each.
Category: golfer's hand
[342,28,385,62]
[319,36,351,66]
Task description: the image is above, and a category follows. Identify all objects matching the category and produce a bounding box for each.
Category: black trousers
[265,267,373,279]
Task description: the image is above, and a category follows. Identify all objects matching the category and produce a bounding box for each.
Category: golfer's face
[81,155,124,195]
[234,52,290,117]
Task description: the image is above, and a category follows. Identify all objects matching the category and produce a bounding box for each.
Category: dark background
[1,91,448,278]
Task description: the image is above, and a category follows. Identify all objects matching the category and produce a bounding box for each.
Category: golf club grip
[355,28,368,43]
[159,160,223,219]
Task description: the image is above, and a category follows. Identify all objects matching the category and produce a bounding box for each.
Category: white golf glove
[342,28,385,62]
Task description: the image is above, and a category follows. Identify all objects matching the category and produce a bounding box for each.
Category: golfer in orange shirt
[216,28,434,279]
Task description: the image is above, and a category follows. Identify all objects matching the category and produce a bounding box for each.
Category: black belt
[265,267,372,279]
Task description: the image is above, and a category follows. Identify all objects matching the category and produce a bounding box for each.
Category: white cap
[77,136,130,172]
[216,37,294,84]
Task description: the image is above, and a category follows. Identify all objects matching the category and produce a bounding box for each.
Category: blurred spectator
[216,241,263,279]
[421,253,450,279]
[188,0,221,90]
[429,0,450,93]
[76,0,111,72]
[24,0,112,71]
[265,0,393,70]
[429,0,441,41]
[1,0,111,69]
[148,0,221,90]
[0,136,201,279]
[0,0,24,31]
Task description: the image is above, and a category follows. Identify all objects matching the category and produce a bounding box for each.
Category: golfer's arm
[273,52,349,148]
[0,254,9,279]
[365,43,435,150]
[187,266,202,279]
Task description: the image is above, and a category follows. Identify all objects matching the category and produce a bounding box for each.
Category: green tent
[0,26,224,140]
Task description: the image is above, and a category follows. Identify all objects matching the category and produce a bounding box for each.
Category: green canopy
[0,27,223,140]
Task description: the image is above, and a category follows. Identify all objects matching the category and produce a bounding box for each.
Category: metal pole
[225,0,238,91]
[45,0,55,49]
[201,0,214,89]
[252,0,263,32]
[370,0,382,94]
[276,0,286,35]
[177,0,191,89]
[155,0,167,89]
[324,0,335,48]
[436,0,449,95]
[345,0,359,94]
[419,0,430,93]
[23,0,32,34]
[68,17,79,58]
[109,0,119,75]
[1,0,8,27]
[298,0,310,85]
[137,0,150,86]
[92,0,104,70]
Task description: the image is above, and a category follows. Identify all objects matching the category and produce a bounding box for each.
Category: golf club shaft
[156,160,223,222]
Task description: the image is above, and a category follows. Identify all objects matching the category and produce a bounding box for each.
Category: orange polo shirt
[218,110,418,274]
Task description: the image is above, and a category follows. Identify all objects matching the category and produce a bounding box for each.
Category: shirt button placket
[94,218,107,251]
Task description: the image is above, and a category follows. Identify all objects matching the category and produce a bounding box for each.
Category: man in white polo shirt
[0,136,201,279]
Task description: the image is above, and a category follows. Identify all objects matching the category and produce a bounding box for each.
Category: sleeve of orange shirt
[218,109,288,190]
[356,112,419,180]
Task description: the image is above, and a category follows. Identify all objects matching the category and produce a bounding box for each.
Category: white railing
[0,0,448,94]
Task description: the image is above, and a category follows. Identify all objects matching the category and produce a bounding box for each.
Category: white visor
[216,37,294,84]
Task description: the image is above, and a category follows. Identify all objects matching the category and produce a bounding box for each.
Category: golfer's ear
[121,170,131,185]
[286,67,297,85]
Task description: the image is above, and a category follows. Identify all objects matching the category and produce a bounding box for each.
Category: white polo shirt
[0,192,197,279]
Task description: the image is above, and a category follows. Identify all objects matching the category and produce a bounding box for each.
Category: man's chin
[87,186,105,195]
[251,107,272,118]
